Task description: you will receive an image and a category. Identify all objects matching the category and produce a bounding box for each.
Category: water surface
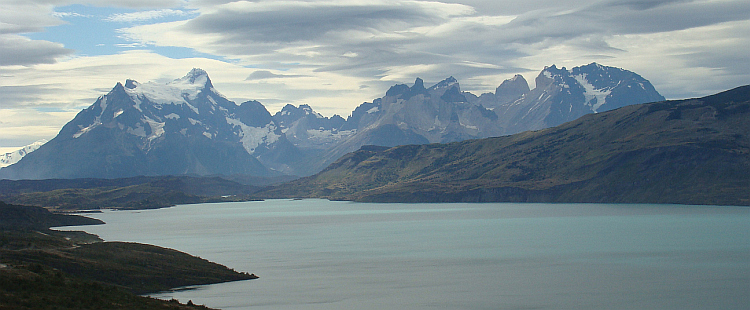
[62,200,750,309]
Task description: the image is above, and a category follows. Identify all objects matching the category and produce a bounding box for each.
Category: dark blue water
[62,200,750,309]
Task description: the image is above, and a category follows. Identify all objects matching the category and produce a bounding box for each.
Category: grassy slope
[0,201,104,229]
[0,203,256,309]
[0,265,215,310]
[259,85,750,205]
[0,175,260,211]
[2,241,255,295]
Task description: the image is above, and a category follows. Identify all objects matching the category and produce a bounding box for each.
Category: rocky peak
[273,104,326,128]
[412,78,425,91]
[440,85,467,102]
[386,84,410,97]
[495,74,529,104]
[429,76,459,93]
[124,79,138,89]
[184,68,212,86]
[536,65,568,89]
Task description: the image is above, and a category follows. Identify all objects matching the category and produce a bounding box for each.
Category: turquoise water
[62,200,750,309]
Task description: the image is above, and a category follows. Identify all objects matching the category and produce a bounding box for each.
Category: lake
[60,199,750,309]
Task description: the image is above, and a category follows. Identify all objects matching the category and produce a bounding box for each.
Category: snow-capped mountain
[309,64,663,172]
[0,69,284,179]
[272,104,349,150]
[0,140,47,168]
[0,64,665,180]
[346,76,503,142]
[492,63,664,134]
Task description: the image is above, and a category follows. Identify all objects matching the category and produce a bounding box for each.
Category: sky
[1,0,749,151]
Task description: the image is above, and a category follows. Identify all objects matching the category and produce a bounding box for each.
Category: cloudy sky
[1,0,749,151]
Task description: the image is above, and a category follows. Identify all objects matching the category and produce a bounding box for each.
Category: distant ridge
[0,63,664,179]
[257,85,750,206]
[0,140,47,168]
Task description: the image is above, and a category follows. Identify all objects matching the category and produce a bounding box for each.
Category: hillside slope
[1,202,256,309]
[259,85,750,206]
[0,176,260,211]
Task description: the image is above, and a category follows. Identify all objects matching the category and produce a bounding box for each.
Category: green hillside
[1,202,256,309]
[259,85,750,205]
[0,175,260,211]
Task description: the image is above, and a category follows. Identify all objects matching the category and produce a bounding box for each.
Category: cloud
[105,9,193,22]
[0,84,70,108]
[119,1,509,84]
[0,1,63,34]
[0,35,73,66]
[245,70,307,80]
[98,0,750,103]
[2,0,750,148]
[0,108,77,146]
[184,1,473,43]
[51,11,91,18]
[27,0,184,9]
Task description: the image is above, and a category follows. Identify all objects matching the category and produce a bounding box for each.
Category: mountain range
[258,85,750,206]
[0,140,47,168]
[0,63,664,180]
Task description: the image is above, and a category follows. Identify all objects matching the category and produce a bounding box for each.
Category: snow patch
[122,70,218,111]
[305,129,356,143]
[144,118,165,141]
[573,74,612,112]
[73,121,101,138]
[0,139,48,168]
[164,113,180,120]
[99,96,108,115]
[461,123,478,130]
[226,117,280,154]
[114,109,124,118]
[367,106,379,114]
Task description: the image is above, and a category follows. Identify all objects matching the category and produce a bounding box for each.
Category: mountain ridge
[256,85,750,206]
[1,63,665,180]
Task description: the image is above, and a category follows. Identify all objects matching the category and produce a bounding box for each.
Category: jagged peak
[124,79,139,89]
[280,103,297,110]
[501,74,528,85]
[276,103,318,117]
[496,74,530,101]
[299,104,313,112]
[428,76,459,92]
[386,83,410,97]
[539,64,569,79]
[170,68,213,89]
[109,82,131,97]
[586,62,606,69]
[412,77,425,90]
[186,68,208,82]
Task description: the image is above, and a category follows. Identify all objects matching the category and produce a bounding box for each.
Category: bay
[60,199,750,309]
